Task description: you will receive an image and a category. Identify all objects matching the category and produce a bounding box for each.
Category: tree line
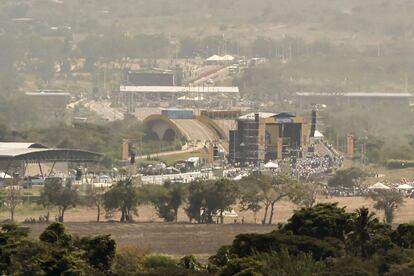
[3,170,404,226]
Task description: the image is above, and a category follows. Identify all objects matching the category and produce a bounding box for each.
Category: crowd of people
[291,156,333,180]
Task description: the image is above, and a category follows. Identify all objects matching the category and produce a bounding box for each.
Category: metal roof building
[296,92,413,110]
[0,142,101,163]
[0,142,102,177]
[119,85,239,94]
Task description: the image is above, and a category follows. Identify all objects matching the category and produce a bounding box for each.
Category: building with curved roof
[0,142,103,177]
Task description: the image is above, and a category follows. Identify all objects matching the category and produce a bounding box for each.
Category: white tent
[206,55,222,61]
[215,209,238,218]
[0,172,12,179]
[233,173,249,181]
[397,184,414,190]
[368,182,391,190]
[264,161,279,169]
[222,54,235,61]
[314,130,324,139]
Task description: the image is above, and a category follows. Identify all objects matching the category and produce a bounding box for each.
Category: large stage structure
[229,112,309,164]
[113,85,240,111]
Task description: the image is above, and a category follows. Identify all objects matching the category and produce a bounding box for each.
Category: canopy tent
[397,184,414,190]
[264,161,279,169]
[0,172,12,179]
[314,130,324,139]
[233,173,249,181]
[233,174,243,181]
[206,55,221,61]
[368,182,391,190]
[222,54,235,61]
[206,55,235,62]
[215,209,238,218]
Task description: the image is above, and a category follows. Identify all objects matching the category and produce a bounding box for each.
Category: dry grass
[5,196,414,224]
[26,222,275,262]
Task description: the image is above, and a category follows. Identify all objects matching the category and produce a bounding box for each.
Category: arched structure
[143,115,185,142]
[143,115,224,142]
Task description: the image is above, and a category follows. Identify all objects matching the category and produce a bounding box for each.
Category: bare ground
[26,222,275,262]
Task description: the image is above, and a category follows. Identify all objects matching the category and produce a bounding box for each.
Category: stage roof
[0,148,102,163]
[296,92,413,98]
[119,85,239,94]
[238,112,296,120]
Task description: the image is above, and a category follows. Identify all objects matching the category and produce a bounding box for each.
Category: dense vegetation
[4,203,414,275]
[0,115,181,163]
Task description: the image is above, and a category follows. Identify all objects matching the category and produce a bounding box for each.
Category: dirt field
[26,222,275,261]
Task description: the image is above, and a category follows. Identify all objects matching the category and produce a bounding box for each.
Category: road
[171,119,218,141]
[190,65,232,86]
[137,141,205,160]
[84,100,124,121]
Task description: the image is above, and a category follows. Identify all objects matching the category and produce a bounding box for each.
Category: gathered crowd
[291,156,333,180]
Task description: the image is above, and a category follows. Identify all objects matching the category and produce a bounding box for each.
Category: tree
[103,179,141,222]
[290,182,325,208]
[284,203,352,241]
[35,58,55,84]
[240,184,263,224]
[230,231,342,260]
[185,179,238,224]
[0,176,22,221]
[370,190,404,224]
[39,222,72,246]
[38,222,115,274]
[168,182,186,222]
[141,184,175,222]
[205,179,239,224]
[77,235,116,272]
[144,181,187,222]
[347,207,381,258]
[252,174,296,225]
[185,181,206,223]
[40,178,79,222]
[392,223,414,249]
[328,167,367,189]
[84,185,106,222]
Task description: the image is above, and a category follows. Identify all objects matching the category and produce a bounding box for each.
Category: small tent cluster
[367,182,414,191]
[206,55,235,65]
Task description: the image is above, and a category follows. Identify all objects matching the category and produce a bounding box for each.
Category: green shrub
[385,159,414,169]
[230,231,343,260]
[142,255,177,270]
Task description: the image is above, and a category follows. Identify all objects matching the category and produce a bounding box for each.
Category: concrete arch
[143,115,183,142]
[143,115,225,142]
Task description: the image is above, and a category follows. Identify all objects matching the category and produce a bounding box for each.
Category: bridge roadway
[171,119,218,141]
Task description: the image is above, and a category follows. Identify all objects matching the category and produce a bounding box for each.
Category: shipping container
[161,108,193,119]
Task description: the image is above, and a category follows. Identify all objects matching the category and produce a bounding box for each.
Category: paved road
[137,142,205,159]
[84,100,124,121]
[171,119,218,141]
[190,66,231,86]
